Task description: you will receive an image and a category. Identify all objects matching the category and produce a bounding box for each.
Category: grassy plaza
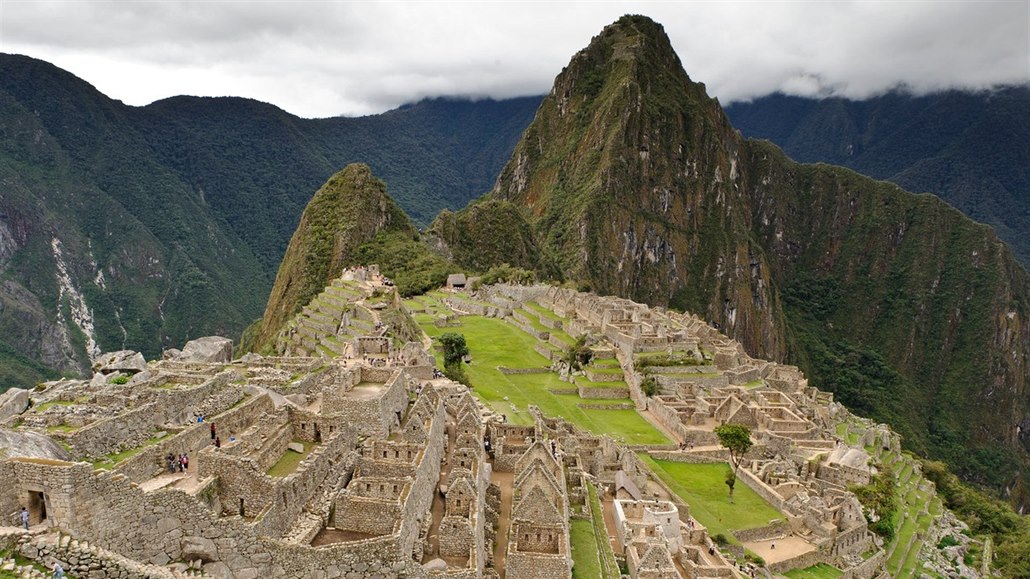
[406,301,669,445]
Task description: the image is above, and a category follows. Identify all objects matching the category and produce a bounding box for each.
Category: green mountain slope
[0,53,536,388]
[0,55,267,381]
[472,15,1030,507]
[725,89,1030,267]
[248,164,414,352]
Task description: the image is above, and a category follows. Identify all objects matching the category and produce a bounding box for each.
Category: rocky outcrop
[0,389,30,421]
[92,351,147,374]
[175,336,233,364]
[0,429,72,461]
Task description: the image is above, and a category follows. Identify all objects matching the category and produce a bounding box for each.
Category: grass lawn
[524,300,564,322]
[783,563,843,579]
[570,519,601,578]
[92,432,172,469]
[640,456,783,542]
[267,441,316,477]
[417,314,668,445]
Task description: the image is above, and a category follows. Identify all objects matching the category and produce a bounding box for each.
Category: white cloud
[1,0,1026,117]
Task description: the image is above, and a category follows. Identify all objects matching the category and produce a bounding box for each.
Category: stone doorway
[27,490,48,526]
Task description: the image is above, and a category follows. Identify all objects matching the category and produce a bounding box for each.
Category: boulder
[287,442,305,454]
[162,348,182,360]
[181,536,218,562]
[0,429,72,461]
[239,352,263,363]
[0,388,30,420]
[423,559,447,571]
[176,337,233,364]
[92,350,147,374]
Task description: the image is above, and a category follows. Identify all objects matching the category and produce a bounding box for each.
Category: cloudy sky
[1,1,1027,118]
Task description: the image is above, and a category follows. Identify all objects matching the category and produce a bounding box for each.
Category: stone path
[490,470,514,578]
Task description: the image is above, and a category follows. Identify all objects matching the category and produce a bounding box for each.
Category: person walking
[210,422,216,440]
[19,507,29,530]
[215,436,221,449]
[52,560,64,579]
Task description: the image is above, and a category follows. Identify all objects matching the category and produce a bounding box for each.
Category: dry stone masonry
[0,274,983,578]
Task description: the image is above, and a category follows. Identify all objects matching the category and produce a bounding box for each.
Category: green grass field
[640,456,783,541]
[267,441,316,477]
[783,563,843,579]
[570,519,602,578]
[413,312,668,445]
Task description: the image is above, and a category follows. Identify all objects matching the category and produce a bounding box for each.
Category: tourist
[210,422,216,440]
[20,507,29,529]
[181,453,189,473]
[215,436,221,449]
[52,560,64,579]
[770,542,775,550]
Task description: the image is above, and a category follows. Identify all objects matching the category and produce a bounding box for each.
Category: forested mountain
[436,15,1030,507]
[725,88,1030,267]
[0,53,538,388]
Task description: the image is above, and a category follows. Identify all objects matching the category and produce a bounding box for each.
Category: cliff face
[484,15,1030,503]
[251,164,415,352]
[491,15,787,359]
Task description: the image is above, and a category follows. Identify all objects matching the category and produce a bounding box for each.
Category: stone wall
[115,392,272,483]
[577,385,630,399]
[4,530,177,579]
[67,371,236,458]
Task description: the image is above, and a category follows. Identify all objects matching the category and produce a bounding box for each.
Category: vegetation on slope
[251,164,416,352]
[726,88,1030,267]
[466,14,1030,509]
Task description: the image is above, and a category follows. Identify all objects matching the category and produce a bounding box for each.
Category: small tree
[562,334,593,372]
[439,332,471,386]
[714,423,753,500]
[439,333,469,366]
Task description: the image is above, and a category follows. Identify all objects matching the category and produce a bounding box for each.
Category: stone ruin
[0,276,978,578]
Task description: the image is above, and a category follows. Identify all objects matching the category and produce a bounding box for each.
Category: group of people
[165,452,189,474]
[211,422,222,449]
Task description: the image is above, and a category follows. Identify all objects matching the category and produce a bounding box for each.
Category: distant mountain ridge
[725,87,1030,266]
[0,52,539,388]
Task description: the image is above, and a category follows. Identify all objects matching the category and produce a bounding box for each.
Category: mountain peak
[249,163,414,352]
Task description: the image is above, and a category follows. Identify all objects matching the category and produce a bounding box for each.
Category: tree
[562,334,593,372]
[439,333,469,367]
[714,423,753,500]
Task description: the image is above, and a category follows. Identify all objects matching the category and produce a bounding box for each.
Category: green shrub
[110,375,130,385]
[641,376,659,397]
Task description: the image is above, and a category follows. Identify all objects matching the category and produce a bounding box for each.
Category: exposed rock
[181,536,218,562]
[175,336,233,364]
[287,442,305,454]
[92,350,147,374]
[422,558,448,571]
[0,428,72,461]
[0,388,30,420]
[238,352,263,364]
[162,348,181,360]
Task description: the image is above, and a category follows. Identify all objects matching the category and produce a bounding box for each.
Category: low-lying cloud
[2,1,1027,118]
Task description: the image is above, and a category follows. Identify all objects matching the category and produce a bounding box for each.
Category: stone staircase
[276,278,379,358]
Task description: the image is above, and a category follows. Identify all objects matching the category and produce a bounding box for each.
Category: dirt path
[599,492,623,556]
[490,470,514,578]
[422,425,456,563]
[744,535,816,564]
